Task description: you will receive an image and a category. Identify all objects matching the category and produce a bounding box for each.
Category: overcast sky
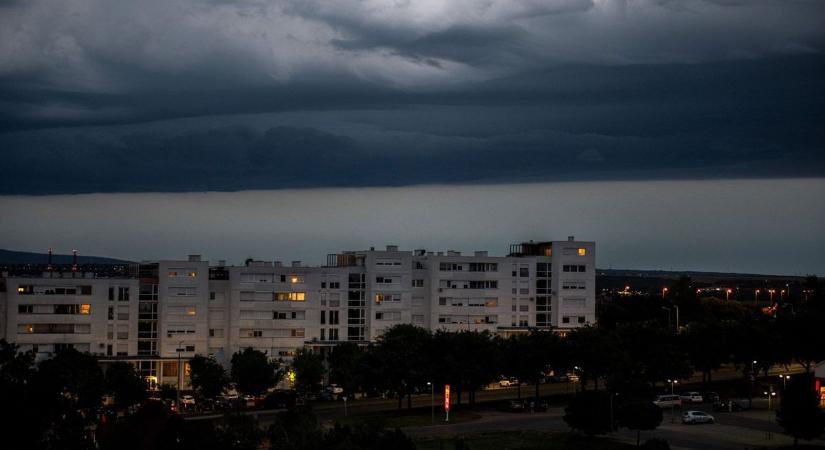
[1,1,823,273]
[1,0,823,194]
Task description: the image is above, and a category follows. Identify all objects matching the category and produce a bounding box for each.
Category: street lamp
[754,289,760,305]
[427,381,434,424]
[780,375,790,390]
[726,289,732,301]
[176,341,185,412]
[662,287,668,298]
[768,289,775,303]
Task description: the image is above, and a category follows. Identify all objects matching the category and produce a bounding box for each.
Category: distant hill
[0,249,133,265]
[597,268,805,282]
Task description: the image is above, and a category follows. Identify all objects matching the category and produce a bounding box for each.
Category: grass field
[415,430,637,450]
[331,409,482,429]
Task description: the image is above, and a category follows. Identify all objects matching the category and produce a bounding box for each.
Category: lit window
[186,307,197,316]
[290,276,300,284]
[578,248,587,256]
[168,271,178,277]
[188,271,197,277]
[17,287,25,293]
[80,304,91,315]
[544,248,552,257]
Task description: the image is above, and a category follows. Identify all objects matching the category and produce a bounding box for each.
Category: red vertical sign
[444,384,450,412]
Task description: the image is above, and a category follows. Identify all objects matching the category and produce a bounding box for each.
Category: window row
[18,323,91,334]
[18,285,92,296]
[562,265,587,273]
[437,297,498,307]
[18,304,90,315]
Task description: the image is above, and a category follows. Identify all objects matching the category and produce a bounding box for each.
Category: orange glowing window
[79,304,91,315]
[578,248,587,256]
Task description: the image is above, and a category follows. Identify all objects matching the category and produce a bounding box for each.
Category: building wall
[1,239,595,368]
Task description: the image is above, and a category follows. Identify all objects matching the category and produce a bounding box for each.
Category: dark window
[519,267,529,277]
[108,287,115,301]
[320,310,326,324]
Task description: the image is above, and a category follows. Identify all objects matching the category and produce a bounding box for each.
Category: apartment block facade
[0,238,595,387]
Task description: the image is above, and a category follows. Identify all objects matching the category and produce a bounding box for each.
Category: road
[404,405,825,450]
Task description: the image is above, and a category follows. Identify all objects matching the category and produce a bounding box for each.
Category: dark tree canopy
[564,391,612,436]
[291,348,326,394]
[189,355,229,399]
[776,375,825,445]
[230,348,283,396]
[105,361,148,408]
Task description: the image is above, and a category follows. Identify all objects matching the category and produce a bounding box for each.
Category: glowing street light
[726,289,732,301]
[754,289,760,305]
[768,289,776,303]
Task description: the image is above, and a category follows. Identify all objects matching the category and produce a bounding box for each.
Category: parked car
[679,392,704,403]
[713,399,750,412]
[653,395,682,408]
[682,410,715,424]
[180,395,196,406]
[499,377,519,387]
[704,392,720,404]
[505,400,525,412]
[326,384,344,394]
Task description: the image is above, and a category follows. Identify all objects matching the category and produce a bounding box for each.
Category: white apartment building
[0,238,595,386]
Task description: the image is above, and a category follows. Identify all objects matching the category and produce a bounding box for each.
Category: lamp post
[780,375,789,390]
[662,287,668,298]
[726,289,732,301]
[755,289,760,305]
[428,382,434,424]
[661,306,671,329]
[176,341,184,412]
[667,379,678,421]
[768,289,775,303]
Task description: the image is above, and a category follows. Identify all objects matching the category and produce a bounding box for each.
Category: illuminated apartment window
[168,271,178,277]
[188,271,197,277]
[79,304,91,315]
[578,248,587,256]
[274,292,305,302]
[186,307,197,316]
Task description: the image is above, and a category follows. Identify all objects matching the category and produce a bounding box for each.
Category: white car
[180,395,196,406]
[326,384,344,394]
[679,392,704,403]
[653,395,682,408]
[682,410,715,424]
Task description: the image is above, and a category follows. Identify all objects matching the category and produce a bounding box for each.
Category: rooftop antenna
[47,247,53,277]
[72,249,78,277]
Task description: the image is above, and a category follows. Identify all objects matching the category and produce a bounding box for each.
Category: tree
[189,355,228,399]
[563,391,612,436]
[328,342,365,394]
[776,375,825,446]
[230,348,284,396]
[371,324,432,409]
[214,412,264,450]
[0,340,38,449]
[565,326,626,391]
[618,401,663,446]
[266,408,323,450]
[158,383,177,401]
[105,361,148,409]
[292,348,326,395]
[31,348,105,450]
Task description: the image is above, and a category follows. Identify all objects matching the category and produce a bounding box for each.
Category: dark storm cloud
[0,0,824,193]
